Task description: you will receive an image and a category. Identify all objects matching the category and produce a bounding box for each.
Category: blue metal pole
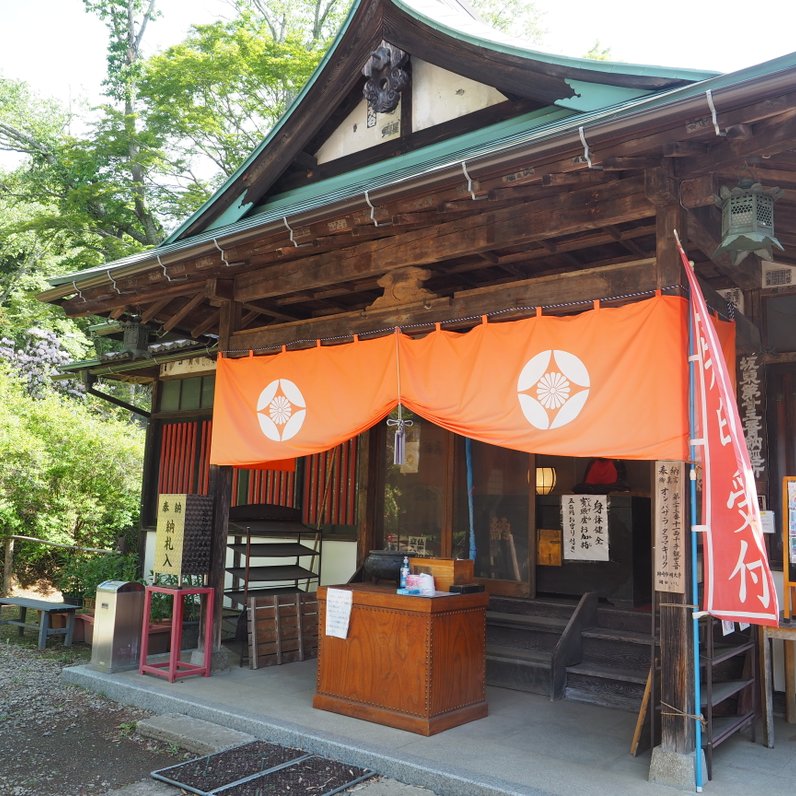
[687,273,704,792]
[466,438,476,562]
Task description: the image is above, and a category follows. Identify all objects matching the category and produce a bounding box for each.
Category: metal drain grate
[152,740,374,795]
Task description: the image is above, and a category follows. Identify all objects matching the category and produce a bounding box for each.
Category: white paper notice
[760,510,775,534]
[325,588,353,639]
[561,494,610,561]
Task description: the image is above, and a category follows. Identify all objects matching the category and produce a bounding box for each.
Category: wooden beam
[161,291,207,333]
[234,176,650,303]
[678,175,719,209]
[140,297,174,325]
[62,279,203,318]
[191,309,221,339]
[655,204,685,289]
[230,258,658,351]
[677,112,796,178]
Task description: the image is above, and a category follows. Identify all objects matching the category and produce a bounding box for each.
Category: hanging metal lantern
[715,180,784,265]
[121,319,150,356]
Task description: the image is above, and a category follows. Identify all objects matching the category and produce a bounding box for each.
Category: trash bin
[90,580,144,673]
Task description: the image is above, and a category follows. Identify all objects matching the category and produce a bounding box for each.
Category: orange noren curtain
[210,295,735,467]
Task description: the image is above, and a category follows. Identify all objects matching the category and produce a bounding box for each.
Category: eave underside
[46,87,796,352]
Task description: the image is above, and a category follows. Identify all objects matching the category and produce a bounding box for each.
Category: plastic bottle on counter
[399,555,410,588]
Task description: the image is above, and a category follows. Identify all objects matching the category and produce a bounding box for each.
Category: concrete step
[136,713,255,755]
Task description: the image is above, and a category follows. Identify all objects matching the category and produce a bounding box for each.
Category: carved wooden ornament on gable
[362,41,409,114]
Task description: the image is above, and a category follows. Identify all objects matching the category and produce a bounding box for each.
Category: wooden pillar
[206,297,238,649]
[645,166,684,290]
[647,184,698,786]
[208,464,232,650]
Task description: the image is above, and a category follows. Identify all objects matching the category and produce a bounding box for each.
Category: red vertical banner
[677,239,779,626]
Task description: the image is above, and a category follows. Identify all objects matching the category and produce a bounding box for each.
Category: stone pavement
[62,657,796,796]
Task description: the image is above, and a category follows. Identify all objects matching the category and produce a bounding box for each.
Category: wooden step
[486,644,553,696]
[580,627,653,670]
[596,605,653,634]
[486,611,569,632]
[564,662,647,711]
[486,612,568,652]
[489,596,578,620]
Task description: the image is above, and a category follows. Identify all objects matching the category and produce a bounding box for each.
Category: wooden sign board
[154,494,186,578]
[154,493,213,580]
[537,529,563,567]
[654,461,686,593]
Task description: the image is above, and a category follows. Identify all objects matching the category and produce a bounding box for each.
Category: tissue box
[408,557,474,593]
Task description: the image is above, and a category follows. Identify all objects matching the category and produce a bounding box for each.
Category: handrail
[2,535,115,597]
[550,591,599,699]
[8,535,115,554]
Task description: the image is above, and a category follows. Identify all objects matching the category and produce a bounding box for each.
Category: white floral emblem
[256,379,306,442]
[517,350,590,430]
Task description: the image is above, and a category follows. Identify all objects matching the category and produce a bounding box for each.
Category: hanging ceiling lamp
[535,467,557,496]
[714,180,784,265]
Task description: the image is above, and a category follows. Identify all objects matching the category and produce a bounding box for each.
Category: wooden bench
[0,597,80,649]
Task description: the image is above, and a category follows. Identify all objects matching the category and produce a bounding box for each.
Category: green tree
[83,0,163,245]
[237,0,351,45]
[0,76,156,268]
[0,365,144,583]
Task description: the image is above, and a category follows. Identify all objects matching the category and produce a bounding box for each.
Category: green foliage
[139,12,326,190]
[584,41,612,61]
[54,551,139,599]
[469,0,543,43]
[147,573,204,622]
[235,0,352,45]
[0,366,144,583]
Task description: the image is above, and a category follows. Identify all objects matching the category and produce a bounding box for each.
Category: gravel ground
[0,630,188,796]
[0,621,435,796]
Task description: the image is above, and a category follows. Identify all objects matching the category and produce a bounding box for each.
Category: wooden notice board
[783,476,796,619]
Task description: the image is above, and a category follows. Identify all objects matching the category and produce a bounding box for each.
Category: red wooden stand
[139,585,214,683]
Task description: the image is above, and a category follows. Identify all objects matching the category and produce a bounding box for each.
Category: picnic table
[0,596,80,649]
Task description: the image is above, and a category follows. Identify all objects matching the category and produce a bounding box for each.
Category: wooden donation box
[313,584,488,735]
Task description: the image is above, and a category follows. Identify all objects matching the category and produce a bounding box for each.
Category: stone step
[136,713,255,755]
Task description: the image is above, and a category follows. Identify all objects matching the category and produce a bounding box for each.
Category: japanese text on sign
[738,354,766,479]
[654,461,685,593]
[562,495,610,561]
[154,493,186,578]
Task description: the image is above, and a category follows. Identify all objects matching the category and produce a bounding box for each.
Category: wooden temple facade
[41,0,796,785]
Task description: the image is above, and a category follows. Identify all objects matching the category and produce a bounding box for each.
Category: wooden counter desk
[313,583,489,735]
